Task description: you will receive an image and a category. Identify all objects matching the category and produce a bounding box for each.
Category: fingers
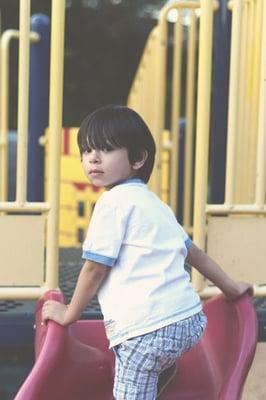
[246,284,254,297]
[41,300,59,325]
[41,300,67,326]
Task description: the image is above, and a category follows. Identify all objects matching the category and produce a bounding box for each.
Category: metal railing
[0,0,65,299]
[127,1,218,232]
[0,30,39,202]
[193,0,266,297]
[127,0,266,297]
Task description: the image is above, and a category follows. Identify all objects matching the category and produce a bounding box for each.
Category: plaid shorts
[112,311,207,400]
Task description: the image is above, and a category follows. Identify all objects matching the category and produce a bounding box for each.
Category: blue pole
[209,0,231,203]
[27,14,50,201]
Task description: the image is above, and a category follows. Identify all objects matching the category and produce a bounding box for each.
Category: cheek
[81,158,89,173]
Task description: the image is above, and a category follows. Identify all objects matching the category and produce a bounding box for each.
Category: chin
[88,179,104,188]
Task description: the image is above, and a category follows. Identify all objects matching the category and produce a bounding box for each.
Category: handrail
[224,0,242,206]
[0,29,39,202]
[127,1,219,215]
[255,0,266,207]
[192,0,266,297]
[16,0,31,204]
[192,0,215,291]
[0,0,65,300]
[0,201,50,212]
[45,0,65,289]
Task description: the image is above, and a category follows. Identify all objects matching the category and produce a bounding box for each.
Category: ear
[132,149,148,171]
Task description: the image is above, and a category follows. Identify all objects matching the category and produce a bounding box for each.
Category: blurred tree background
[0,0,167,127]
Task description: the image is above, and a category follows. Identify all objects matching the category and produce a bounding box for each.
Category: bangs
[78,111,127,153]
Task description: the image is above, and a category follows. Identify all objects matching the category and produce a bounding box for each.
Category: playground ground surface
[243,342,266,399]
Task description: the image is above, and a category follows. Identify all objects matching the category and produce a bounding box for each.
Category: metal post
[45,0,65,289]
[255,0,266,207]
[192,0,214,291]
[0,30,19,201]
[16,0,31,203]
[224,0,242,205]
[28,14,50,202]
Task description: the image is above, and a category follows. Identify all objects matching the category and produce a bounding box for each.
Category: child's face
[81,147,138,188]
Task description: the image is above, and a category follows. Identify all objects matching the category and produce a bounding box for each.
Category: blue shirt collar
[119,178,145,185]
[108,178,145,189]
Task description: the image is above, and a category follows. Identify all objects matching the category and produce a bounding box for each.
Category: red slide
[15,290,257,400]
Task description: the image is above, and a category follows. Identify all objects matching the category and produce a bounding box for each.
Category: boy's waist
[103,299,202,348]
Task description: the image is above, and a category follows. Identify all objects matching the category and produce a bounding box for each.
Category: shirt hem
[108,302,202,348]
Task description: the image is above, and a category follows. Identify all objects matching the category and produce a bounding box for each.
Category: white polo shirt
[82,179,201,347]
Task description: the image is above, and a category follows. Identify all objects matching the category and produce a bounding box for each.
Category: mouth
[89,170,104,177]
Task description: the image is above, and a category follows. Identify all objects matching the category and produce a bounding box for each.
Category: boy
[42,105,252,400]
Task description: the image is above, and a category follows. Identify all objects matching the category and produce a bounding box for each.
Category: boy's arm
[186,243,253,299]
[42,260,108,326]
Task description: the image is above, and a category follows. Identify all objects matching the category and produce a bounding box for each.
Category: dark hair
[77,105,156,183]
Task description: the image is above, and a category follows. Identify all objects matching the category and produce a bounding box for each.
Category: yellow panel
[60,157,85,182]
[60,208,76,230]
[207,216,266,285]
[0,215,45,285]
[56,141,105,247]
[60,182,77,205]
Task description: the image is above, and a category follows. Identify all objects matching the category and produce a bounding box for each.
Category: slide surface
[15,291,257,400]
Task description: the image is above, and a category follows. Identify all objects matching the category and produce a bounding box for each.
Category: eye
[102,144,116,153]
[82,148,92,155]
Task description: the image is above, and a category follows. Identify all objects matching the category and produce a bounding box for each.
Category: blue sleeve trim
[185,237,193,249]
[82,251,116,267]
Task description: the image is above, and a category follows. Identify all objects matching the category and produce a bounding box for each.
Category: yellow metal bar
[192,0,214,291]
[183,10,197,231]
[161,130,170,203]
[255,0,266,207]
[0,287,49,300]
[0,202,50,212]
[0,30,18,201]
[244,0,255,203]
[246,0,262,204]
[170,16,182,214]
[150,14,167,196]
[16,0,31,203]
[199,284,265,299]
[45,0,65,290]
[159,1,201,13]
[225,0,242,205]
[0,30,39,202]
[145,34,156,129]
[206,204,266,214]
[159,0,218,13]
[234,0,247,203]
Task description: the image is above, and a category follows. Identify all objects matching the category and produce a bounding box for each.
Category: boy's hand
[41,300,69,326]
[224,281,254,301]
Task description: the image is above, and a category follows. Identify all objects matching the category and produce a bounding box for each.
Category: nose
[89,149,100,163]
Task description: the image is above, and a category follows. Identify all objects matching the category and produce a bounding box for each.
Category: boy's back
[83,179,202,347]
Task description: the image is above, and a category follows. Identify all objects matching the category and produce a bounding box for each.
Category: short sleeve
[82,194,128,267]
[184,237,193,250]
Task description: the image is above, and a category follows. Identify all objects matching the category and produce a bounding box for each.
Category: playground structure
[0,0,264,397]
[1,0,265,299]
